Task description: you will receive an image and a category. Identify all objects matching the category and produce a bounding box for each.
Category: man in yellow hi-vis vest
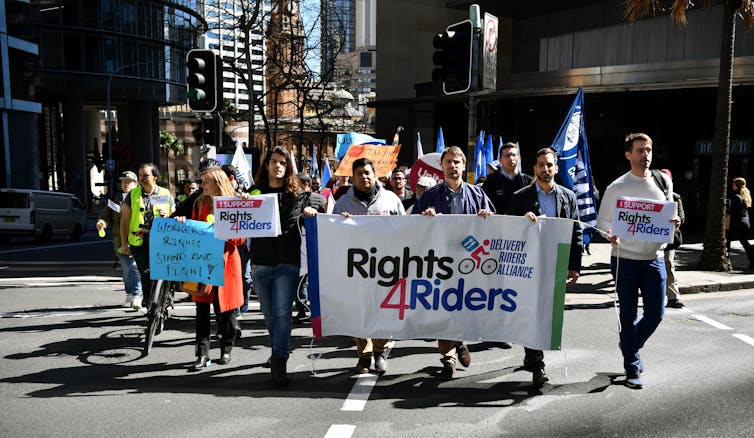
[119,163,174,310]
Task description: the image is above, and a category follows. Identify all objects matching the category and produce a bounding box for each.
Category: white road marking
[324,424,356,438]
[692,314,733,330]
[0,275,120,283]
[0,240,105,254]
[340,340,395,412]
[732,333,754,347]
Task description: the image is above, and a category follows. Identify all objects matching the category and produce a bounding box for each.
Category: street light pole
[105,62,150,198]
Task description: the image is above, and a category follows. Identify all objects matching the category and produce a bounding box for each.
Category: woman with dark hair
[176,167,245,370]
[250,146,318,386]
[727,177,754,269]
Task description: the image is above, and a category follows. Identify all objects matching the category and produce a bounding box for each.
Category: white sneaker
[131,295,143,310]
[123,295,134,308]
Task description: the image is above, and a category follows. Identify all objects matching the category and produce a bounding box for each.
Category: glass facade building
[2,0,205,204]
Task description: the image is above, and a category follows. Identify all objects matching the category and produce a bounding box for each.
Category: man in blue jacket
[412,146,495,379]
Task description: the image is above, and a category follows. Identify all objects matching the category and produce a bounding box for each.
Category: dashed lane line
[339,340,395,413]
[324,424,356,438]
[692,314,733,330]
[732,333,754,347]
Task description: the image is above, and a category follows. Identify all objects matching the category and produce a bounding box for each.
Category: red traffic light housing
[432,20,474,95]
[186,49,222,112]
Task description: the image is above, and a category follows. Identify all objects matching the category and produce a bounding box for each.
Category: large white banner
[213,195,281,239]
[304,214,575,350]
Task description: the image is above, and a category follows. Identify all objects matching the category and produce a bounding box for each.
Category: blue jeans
[251,263,299,359]
[117,252,142,296]
[611,256,666,374]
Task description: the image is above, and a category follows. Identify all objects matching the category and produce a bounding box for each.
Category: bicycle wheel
[144,280,168,356]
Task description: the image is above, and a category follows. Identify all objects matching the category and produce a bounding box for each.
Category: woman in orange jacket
[178,166,245,370]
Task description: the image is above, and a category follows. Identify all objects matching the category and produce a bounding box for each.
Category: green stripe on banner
[550,243,570,350]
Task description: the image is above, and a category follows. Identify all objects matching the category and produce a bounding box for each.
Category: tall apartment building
[322,0,376,128]
[203,0,270,118]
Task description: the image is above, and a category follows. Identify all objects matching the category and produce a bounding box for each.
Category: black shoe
[217,352,231,365]
[293,312,310,325]
[666,299,685,308]
[373,351,387,374]
[270,355,289,387]
[625,371,643,389]
[532,369,549,387]
[355,355,371,374]
[457,343,471,368]
[190,356,211,371]
[496,342,513,349]
[439,361,455,380]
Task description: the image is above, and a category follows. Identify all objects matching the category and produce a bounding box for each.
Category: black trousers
[726,228,754,263]
[523,347,545,371]
[195,294,240,357]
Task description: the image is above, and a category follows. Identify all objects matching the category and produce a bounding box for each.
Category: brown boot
[270,355,289,387]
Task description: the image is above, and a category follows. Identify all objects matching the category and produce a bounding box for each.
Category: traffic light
[432,20,474,95]
[186,49,221,112]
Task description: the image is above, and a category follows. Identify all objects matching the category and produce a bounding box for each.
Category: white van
[0,189,87,241]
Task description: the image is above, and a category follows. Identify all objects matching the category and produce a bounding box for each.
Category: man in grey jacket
[334,157,405,374]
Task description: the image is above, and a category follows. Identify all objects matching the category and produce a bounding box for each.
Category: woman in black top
[249,146,318,386]
[726,177,754,269]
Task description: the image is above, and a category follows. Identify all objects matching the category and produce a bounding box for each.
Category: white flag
[230,142,252,190]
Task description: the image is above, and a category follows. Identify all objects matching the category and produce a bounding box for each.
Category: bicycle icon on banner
[458,235,498,275]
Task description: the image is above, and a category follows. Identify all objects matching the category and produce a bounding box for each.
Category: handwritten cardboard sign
[213,194,281,239]
[149,217,225,285]
[335,144,401,177]
[612,196,677,244]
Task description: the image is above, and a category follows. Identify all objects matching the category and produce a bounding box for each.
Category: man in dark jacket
[482,142,533,214]
[509,147,582,387]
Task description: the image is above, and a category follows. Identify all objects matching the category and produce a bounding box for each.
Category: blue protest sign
[149,217,225,285]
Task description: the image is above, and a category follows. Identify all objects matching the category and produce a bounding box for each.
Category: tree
[625,0,754,271]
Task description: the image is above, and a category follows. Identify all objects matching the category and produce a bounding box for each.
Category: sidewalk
[566,240,754,307]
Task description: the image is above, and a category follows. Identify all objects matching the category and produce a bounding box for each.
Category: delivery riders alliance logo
[346,235,524,320]
[215,199,273,231]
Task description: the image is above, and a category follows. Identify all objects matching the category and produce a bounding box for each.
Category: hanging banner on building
[482,12,499,90]
[213,195,281,239]
[304,214,575,350]
[149,217,225,285]
[612,196,676,244]
[334,144,401,177]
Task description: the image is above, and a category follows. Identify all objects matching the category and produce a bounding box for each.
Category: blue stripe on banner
[304,216,322,337]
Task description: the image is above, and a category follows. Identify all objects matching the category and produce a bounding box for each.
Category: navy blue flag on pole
[550,87,598,243]
[310,144,319,177]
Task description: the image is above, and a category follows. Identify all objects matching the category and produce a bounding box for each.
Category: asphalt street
[1,235,753,437]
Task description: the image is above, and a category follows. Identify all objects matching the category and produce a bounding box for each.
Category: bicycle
[144,279,175,356]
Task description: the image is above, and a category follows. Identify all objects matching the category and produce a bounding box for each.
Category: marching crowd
[95,132,750,390]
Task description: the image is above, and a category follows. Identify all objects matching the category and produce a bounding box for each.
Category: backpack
[650,169,683,250]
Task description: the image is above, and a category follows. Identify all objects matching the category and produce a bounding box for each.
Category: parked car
[0,189,87,241]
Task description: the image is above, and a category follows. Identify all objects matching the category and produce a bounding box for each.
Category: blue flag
[473,130,487,182]
[436,127,445,154]
[310,144,319,177]
[484,135,494,168]
[550,87,598,243]
[321,156,333,186]
[335,133,386,160]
